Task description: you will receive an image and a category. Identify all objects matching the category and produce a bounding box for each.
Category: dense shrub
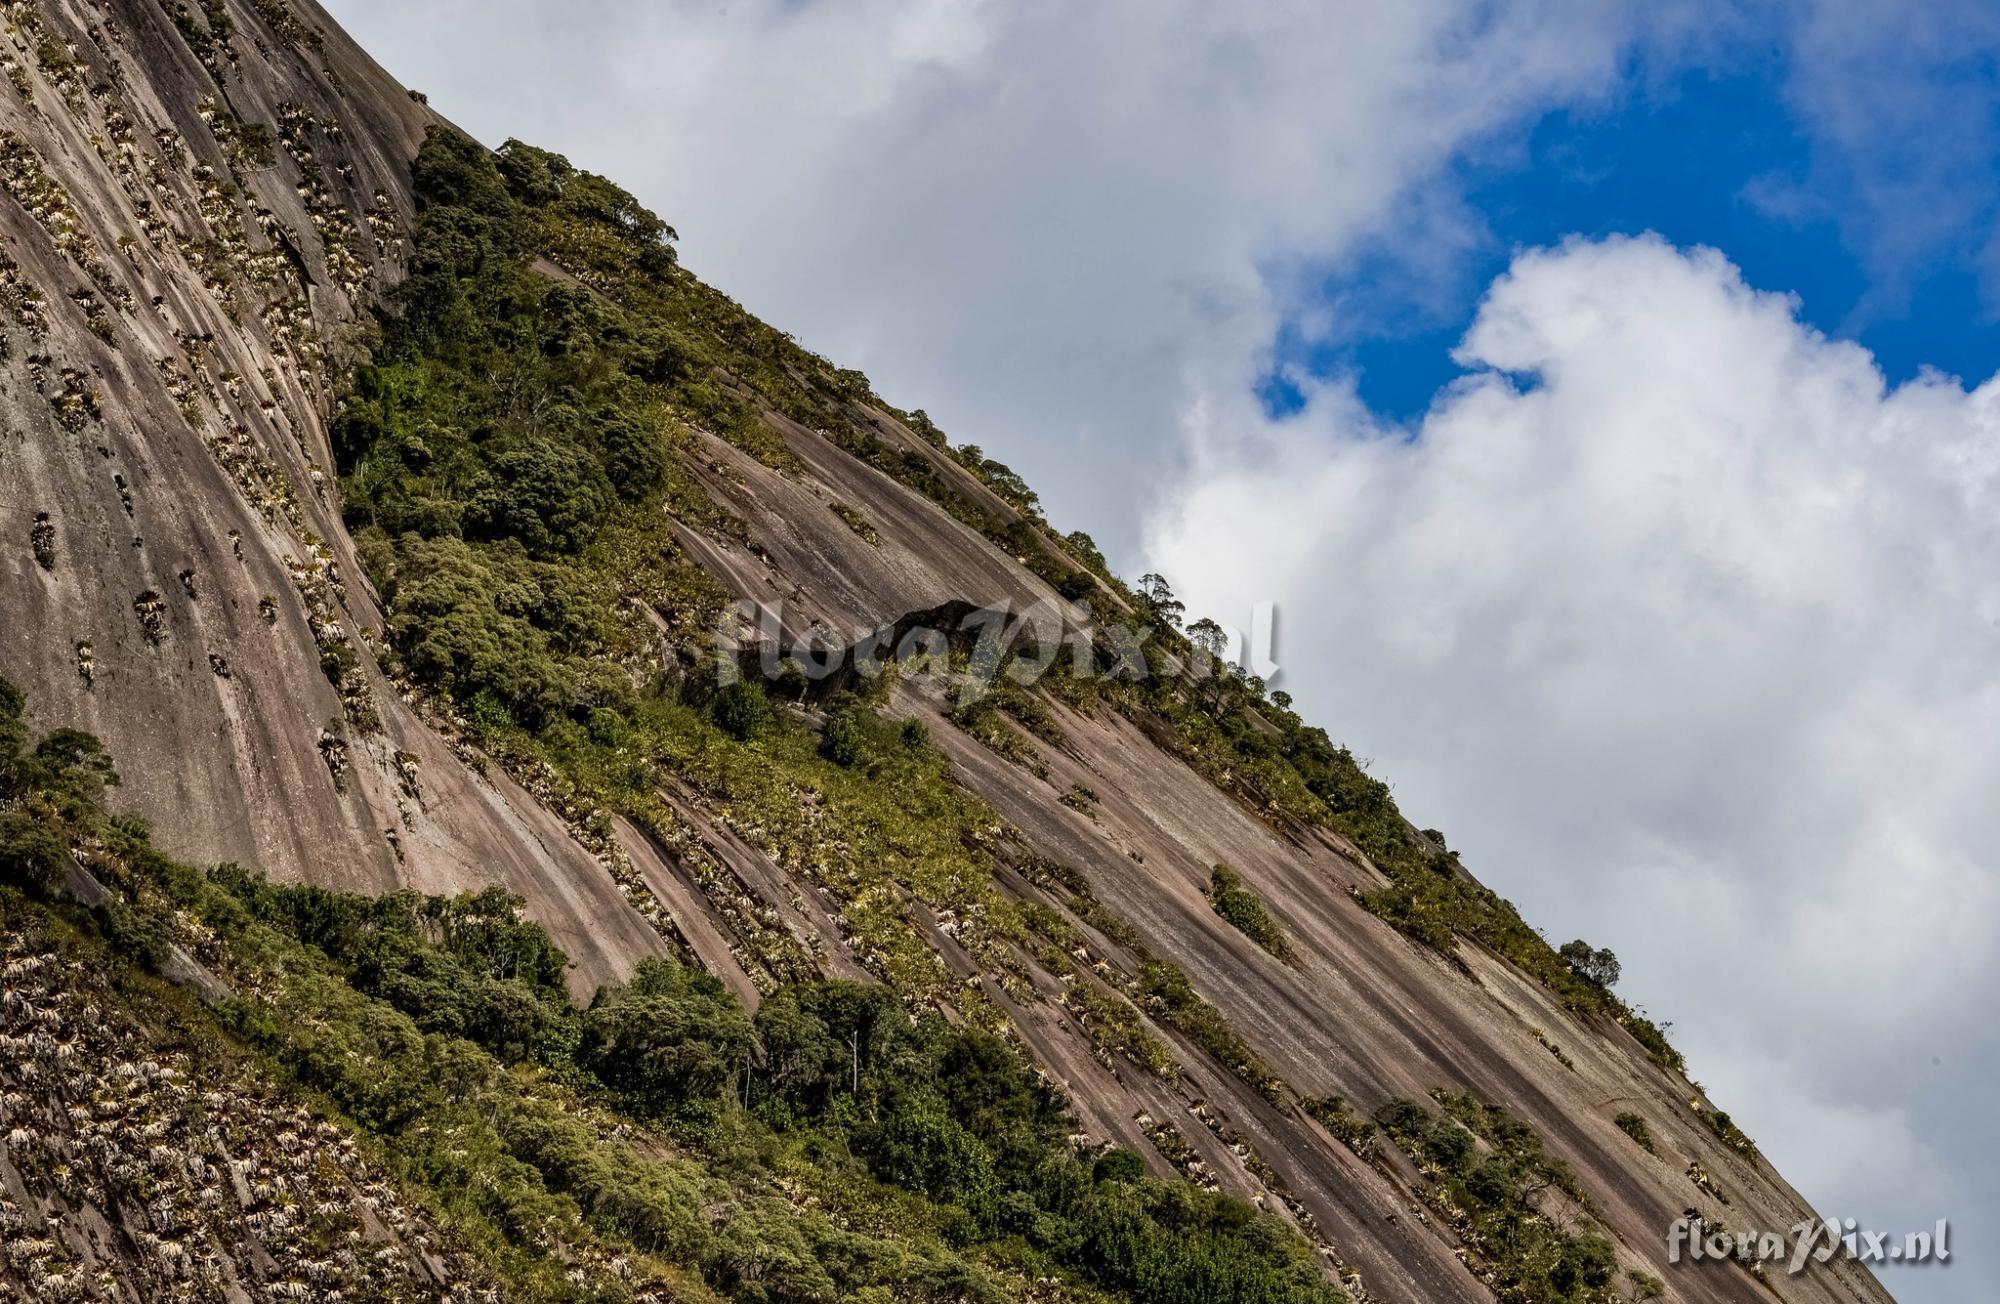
[0,809,68,894]
[818,707,868,767]
[1206,865,1291,961]
[712,680,773,741]
[0,676,118,896]
[216,872,580,1065]
[1093,1149,1149,1184]
[1559,939,1622,989]
[1614,1111,1655,1153]
[583,957,757,1121]
[338,129,734,735]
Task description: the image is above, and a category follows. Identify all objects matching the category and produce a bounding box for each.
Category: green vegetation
[220,872,580,1065]
[334,126,1685,1107]
[1060,782,1100,812]
[1623,1271,1665,1302]
[1612,1112,1655,1154]
[336,128,734,732]
[1301,1096,1378,1159]
[1375,1093,1616,1304]
[1620,1016,1685,1074]
[1700,1108,1759,1160]
[950,677,1058,774]
[713,679,775,741]
[0,677,1347,1304]
[162,0,235,73]
[1206,864,1292,961]
[0,677,117,895]
[1134,960,1278,1101]
[830,500,880,544]
[1558,940,1621,989]
[1064,973,1181,1079]
[818,705,870,767]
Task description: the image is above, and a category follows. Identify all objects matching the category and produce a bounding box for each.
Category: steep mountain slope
[0,4,1895,1304]
[0,0,665,991]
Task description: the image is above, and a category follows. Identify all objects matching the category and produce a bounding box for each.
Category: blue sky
[1263,23,2000,424]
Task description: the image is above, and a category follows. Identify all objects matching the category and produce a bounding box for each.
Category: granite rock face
[0,4,1894,1303]
[0,0,663,993]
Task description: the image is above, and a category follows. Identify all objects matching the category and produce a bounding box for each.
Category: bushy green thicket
[339,127,1684,1097]
[217,872,582,1065]
[1,677,1345,1304]
[583,957,757,1123]
[0,677,118,895]
[1612,1112,1655,1154]
[712,680,774,741]
[340,127,1106,739]
[1205,865,1292,961]
[336,129,735,730]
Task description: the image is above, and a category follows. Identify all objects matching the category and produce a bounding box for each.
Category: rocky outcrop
[0,0,662,992]
[0,929,490,1301]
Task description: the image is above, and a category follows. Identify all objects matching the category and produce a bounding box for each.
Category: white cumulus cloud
[1151,235,1999,1296]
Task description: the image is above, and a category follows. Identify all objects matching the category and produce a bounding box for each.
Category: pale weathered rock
[0,0,664,995]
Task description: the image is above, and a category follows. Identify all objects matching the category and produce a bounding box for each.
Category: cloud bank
[1152,235,1996,1292]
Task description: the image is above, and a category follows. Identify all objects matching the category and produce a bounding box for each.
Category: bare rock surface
[0,0,664,992]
